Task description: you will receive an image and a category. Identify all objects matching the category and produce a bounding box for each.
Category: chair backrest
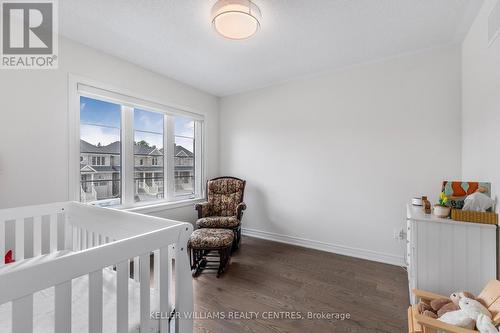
[477,280,500,325]
[206,177,246,217]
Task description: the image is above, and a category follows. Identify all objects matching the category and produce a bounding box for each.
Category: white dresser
[406,204,497,304]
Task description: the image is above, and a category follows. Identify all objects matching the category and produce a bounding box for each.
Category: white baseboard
[242,227,405,267]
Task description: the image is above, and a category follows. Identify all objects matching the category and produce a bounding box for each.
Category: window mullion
[165,115,175,201]
[121,106,135,207]
[194,121,203,198]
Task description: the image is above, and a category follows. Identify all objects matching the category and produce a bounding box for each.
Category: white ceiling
[60,0,483,97]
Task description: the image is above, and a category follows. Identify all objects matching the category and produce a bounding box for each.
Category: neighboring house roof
[80,140,193,156]
[175,145,193,157]
[80,165,97,173]
[135,145,163,156]
[80,164,121,173]
[80,140,121,154]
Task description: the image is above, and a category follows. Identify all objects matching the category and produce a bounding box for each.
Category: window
[174,117,195,196]
[73,84,204,208]
[134,109,164,203]
[79,96,121,206]
[91,156,106,166]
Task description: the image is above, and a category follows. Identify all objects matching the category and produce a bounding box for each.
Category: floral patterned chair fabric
[196,216,240,229]
[195,177,246,220]
[188,228,234,249]
[195,177,246,250]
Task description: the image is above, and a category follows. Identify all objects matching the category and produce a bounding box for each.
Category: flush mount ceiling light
[211,0,261,40]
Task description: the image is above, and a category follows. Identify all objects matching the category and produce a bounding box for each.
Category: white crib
[0,201,194,333]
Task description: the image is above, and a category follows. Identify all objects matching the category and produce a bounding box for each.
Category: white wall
[462,0,500,203]
[0,37,219,223]
[219,45,462,265]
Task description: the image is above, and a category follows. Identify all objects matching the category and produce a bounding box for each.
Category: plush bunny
[459,298,500,333]
[439,297,499,333]
[439,309,476,330]
[476,314,499,333]
[419,291,475,319]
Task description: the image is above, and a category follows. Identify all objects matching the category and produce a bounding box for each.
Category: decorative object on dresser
[412,197,423,206]
[451,209,498,225]
[433,192,451,218]
[422,196,432,214]
[195,176,247,251]
[443,181,498,225]
[406,204,497,305]
[441,181,491,209]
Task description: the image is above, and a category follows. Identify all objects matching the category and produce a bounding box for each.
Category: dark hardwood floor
[193,236,409,333]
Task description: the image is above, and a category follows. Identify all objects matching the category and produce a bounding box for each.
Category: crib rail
[0,202,69,265]
[0,202,194,333]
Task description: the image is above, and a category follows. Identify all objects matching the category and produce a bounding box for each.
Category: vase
[433,205,451,218]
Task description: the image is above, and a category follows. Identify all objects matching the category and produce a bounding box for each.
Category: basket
[451,209,498,225]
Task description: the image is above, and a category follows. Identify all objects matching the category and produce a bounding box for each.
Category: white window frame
[68,75,206,209]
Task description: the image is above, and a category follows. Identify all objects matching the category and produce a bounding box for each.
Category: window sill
[124,197,204,214]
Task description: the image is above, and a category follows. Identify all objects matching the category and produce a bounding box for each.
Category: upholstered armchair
[195,177,246,250]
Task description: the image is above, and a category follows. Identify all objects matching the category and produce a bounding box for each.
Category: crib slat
[175,239,194,333]
[116,260,129,333]
[12,294,33,333]
[86,230,91,249]
[76,228,81,251]
[72,227,78,251]
[14,219,24,261]
[159,246,170,333]
[89,270,103,333]
[133,257,140,282]
[33,216,42,257]
[64,215,73,251]
[153,250,160,289]
[50,214,58,252]
[140,253,150,332]
[41,216,50,254]
[55,281,71,333]
[82,229,87,250]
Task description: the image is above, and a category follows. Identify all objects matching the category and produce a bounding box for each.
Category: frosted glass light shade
[212,0,261,40]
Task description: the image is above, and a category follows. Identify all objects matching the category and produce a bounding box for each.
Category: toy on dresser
[422,196,432,214]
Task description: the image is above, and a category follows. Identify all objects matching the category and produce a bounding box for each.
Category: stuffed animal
[476,313,499,333]
[439,297,499,333]
[419,291,475,318]
[439,308,475,330]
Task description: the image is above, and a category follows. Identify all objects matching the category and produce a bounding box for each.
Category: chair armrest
[236,202,247,220]
[415,314,478,333]
[413,288,448,302]
[195,202,211,218]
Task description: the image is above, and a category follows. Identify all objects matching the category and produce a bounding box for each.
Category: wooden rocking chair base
[190,247,232,278]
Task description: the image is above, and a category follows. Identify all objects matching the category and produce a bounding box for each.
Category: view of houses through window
[80,97,122,205]
[134,109,164,202]
[79,95,198,206]
[174,117,195,196]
